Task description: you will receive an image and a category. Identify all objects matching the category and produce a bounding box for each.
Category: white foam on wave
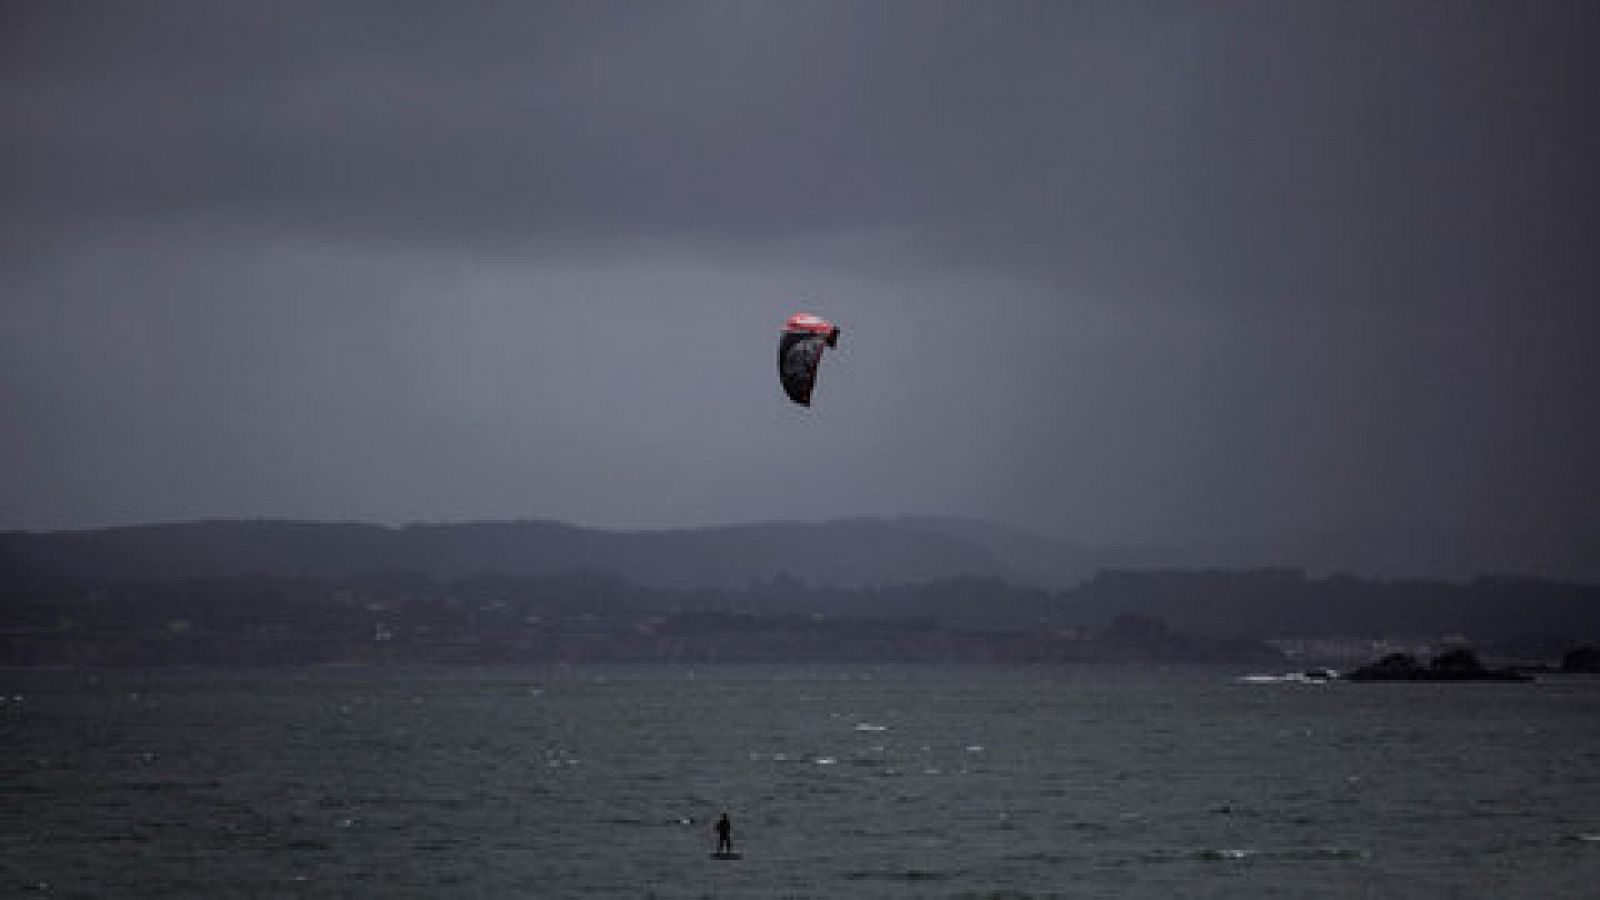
[1238,671,1339,684]
[853,723,889,732]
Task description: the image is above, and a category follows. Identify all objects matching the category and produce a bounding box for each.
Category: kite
[777,312,840,406]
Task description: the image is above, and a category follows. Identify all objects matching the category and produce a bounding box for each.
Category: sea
[3,665,1599,899]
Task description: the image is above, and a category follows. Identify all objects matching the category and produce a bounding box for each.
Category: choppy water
[3,665,1599,898]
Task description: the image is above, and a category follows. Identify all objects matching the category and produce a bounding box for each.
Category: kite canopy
[778,312,840,406]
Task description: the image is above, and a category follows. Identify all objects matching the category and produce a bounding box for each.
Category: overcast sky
[2,1,1596,571]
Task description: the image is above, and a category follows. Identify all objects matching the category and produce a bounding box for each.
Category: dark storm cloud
[2,1,1596,575]
[7,2,1596,288]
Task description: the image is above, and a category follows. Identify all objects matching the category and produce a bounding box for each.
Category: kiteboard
[710,851,742,861]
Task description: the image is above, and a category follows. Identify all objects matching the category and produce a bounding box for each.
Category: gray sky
[2,1,1596,572]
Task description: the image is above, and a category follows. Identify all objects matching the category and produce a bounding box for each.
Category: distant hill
[0,517,1123,589]
[4,520,1598,662]
[3,517,1593,596]
[1146,526,1600,585]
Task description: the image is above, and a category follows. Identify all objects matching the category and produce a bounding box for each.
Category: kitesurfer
[715,812,733,855]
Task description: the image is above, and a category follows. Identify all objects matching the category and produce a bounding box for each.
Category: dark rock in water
[1345,648,1531,682]
[1561,644,1600,673]
[1345,652,1423,680]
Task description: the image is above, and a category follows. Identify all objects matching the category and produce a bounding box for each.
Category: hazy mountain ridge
[3,517,1595,589]
[5,519,1600,667]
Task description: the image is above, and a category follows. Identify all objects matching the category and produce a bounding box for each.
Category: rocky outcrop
[1345,647,1531,682]
[1561,644,1600,673]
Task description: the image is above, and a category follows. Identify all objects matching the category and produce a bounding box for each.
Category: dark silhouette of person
[715,813,733,855]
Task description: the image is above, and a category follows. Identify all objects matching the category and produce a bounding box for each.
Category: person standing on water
[714,813,733,855]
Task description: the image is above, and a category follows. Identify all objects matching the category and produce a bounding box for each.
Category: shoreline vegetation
[2,569,1597,671]
[1,583,1282,667]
